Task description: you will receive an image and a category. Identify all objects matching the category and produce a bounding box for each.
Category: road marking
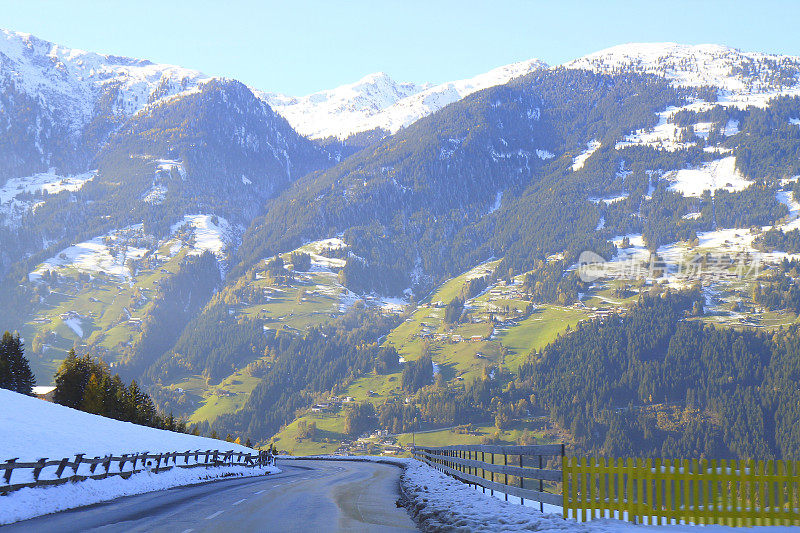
[254,489,266,495]
[181,530,194,533]
[232,498,247,506]
[205,511,224,520]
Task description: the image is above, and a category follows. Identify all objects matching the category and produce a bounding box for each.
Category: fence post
[33,458,46,481]
[2,458,17,485]
[504,453,508,501]
[481,451,486,494]
[55,457,69,479]
[490,453,494,495]
[539,454,544,512]
[520,454,524,506]
[626,457,635,524]
[73,454,84,476]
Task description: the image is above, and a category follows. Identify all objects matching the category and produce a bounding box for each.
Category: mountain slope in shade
[566,42,800,96]
[262,59,548,140]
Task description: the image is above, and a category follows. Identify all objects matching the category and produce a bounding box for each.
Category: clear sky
[3,0,800,95]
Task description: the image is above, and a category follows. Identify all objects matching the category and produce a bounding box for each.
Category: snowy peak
[566,42,800,93]
[0,28,211,131]
[260,71,430,140]
[262,58,548,140]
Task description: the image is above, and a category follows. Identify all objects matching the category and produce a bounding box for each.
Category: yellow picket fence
[562,457,800,526]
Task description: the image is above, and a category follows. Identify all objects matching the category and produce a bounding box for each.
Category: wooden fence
[0,449,273,494]
[563,457,800,526]
[411,444,564,508]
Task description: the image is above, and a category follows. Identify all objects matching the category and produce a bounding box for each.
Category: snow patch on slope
[0,170,96,226]
[665,156,751,197]
[29,225,149,282]
[572,140,601,171]
[173,214,233,258]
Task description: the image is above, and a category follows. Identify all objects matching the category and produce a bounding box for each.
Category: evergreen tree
[0,331,35,395]
[81,373,106,414]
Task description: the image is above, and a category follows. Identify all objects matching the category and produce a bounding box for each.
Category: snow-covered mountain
[0,29,210,132]
[566,42,800,100]
[0,29,214,179]
[261,59,548,140]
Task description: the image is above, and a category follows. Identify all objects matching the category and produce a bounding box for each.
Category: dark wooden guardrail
[412,444,564,508]
[0,449,273,494]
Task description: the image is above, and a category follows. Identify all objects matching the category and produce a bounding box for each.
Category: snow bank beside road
[0,390,278,524]
[0,465,275,525]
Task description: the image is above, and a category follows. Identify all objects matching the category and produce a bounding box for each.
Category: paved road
[5,459,418,532]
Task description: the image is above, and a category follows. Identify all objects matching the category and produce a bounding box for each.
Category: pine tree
[0,331,35,395]
[53,350,94,408]
[81,373,106,415]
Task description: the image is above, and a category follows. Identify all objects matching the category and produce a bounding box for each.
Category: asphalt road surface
[5,459,418,532]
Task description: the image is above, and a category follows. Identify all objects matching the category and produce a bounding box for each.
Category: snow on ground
[155,159,187,180]
[0,170,96,225]
[611,234,649,262]
[29,225,149,282]
[588,193,627,205]
[488,191,503,214]
[305,237,348,253]
[776,189,800,231]
[1,464,272,525]
[615,103,735,153]
[0,389,255,463]
[566,43,800,97]
[595,216,605,231]
[537,149,555,160]
[0,389,276,524]
[142,184,168,205]
[63,317,84,338]
[172,214,233,258]
[723,118,740,136]
[665,156,751,197]
[616,116,687,152]
[696,227,758,250]
[572,140,601,171]
[296,238,349,271]
[464,259,499,281]
[29,215,234,282]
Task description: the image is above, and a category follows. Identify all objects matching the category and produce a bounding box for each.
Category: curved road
[4,459,418,532]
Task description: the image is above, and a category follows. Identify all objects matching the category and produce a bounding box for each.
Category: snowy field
[28,213,235,282]
[0,389,277,524]
[28,225,150,282]
[665,157,751,197]
[172,214,234,258]
[0,170,96,226]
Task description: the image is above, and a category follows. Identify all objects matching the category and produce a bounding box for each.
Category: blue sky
[3,0,800,95]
